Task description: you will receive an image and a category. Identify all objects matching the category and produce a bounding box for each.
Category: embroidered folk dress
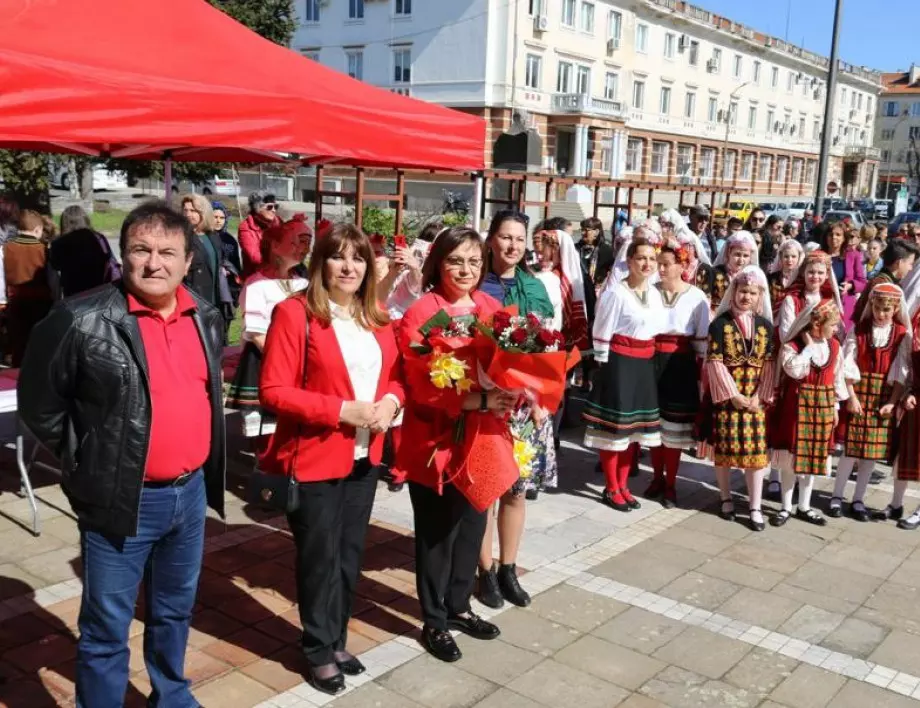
[704,311,775,469]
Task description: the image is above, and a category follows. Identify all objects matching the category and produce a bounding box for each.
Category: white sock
[852,459,875,506]
[797,474,815,512]
[833,456,856,500]
[780,466,797,513]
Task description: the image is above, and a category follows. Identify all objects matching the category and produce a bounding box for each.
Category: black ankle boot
[476,565,504,609]
[497,563,531,607]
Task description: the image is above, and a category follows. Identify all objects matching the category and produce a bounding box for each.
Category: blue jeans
[76,470,206,708]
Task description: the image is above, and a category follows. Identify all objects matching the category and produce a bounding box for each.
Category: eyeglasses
[444,257,483,270]
[750,216,765,223]
[261,203,278,211]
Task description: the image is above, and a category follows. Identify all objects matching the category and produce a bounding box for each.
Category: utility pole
[814,0,843,216]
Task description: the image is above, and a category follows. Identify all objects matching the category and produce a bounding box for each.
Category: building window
[664,32,676,59]
[607,10,622,40]
[723,150,736,180]
[771,66,779,88]
[528,0,543,14]
[600,137,613,174]
[708,97,718,123]
[700,147,715,180]
[684,91,696,119]
[792,158,803,184]
[805,160,816,184]
[851,91,857,108]
[787,72,794,92]
[740,153,753,180]
[910,126,920,140]
[632,80,645,109]
[881,149,890,162]
[525,54,542,90]
[677,145,694,179]
[561,0,576,27]
[395,0,412,15]
[635,23,649,53]
[884,101,900,117]
[579,1,595,33]
[729,100,738,126]
[688,40,699,66]
[393,48,411,83]
[776,156,788,184]
[348,0,364,19]
[881,129,895,140]
[556,61,573,92]
[660,86,671,115]
[747,106,757,131]
[732,54,742,79]
[626,138,643,172]
[840,87,847,107]
[346,50,363,79]
[798,117,806,137]
[766,109,775,134]
[302,49,320,62]
[911,102,920,117]
[711,48,722,73]
[813,119,820,140]
[752,61,761,84]
[857,93,863,110]
[604,72,619,100]
[651,142,669,175]
[576,65,590,94]
[304,0,320,23]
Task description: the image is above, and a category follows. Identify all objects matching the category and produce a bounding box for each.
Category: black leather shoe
[525,488,539,501]
[625,495,642,510]
[497,564,531,607]
[447,612,500,640]
[796,508,828,526]
[306,666,346,696]
[718,498,736,521]
[849,502,870,523]
[827,497,844,518]
[748,509,765,532]
[771,510,791,527]
[603,489,631,512]
[661,489,677,509]
[388,481,405,493]
[422,626,461,662]
[869,470,887,485]
[872,505,904,521]
[476,566,505,609]
[335,656,366,676]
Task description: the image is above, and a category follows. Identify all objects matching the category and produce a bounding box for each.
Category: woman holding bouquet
[258,224,404,695]
[397,227,515,664]
[584,237,666,511]
[476,211,556,611]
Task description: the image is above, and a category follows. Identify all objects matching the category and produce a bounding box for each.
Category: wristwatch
[480,392,489,412]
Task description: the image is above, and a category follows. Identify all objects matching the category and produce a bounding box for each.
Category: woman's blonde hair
[180,193,214,233]
[305,223,388,329]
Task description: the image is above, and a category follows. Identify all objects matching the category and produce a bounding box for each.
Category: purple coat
[836,249,867,327]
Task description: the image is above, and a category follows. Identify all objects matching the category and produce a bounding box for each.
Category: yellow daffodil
[429,352,471,392]
[513,438,537,479]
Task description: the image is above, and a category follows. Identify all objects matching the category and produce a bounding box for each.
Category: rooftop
[881,65,920,94]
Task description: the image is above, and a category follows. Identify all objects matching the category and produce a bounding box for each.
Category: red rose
[493,311,512,327]
[494,322,509,336]
[428,326,445,338]
[526,313,542,329]
[537,329,556,347]
[509,328,528,346]
[467,323,478,336]
[555,331,567,346]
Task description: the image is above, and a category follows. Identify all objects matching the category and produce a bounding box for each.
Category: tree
[0,151,51,213]
[206,0,297,47]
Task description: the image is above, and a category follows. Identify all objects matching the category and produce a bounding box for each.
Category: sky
[692,0,914,73]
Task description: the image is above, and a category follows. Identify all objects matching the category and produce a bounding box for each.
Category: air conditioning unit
[678,34,689,51]
[533,14,549,32]
[607,37,620,53]
[706,58,719,72]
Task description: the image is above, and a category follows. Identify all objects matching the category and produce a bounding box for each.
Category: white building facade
[876,65,920,200]
[294,0,882,198]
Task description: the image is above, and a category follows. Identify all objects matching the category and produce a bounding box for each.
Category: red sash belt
[655,334,693,354]
[610,335,656,358]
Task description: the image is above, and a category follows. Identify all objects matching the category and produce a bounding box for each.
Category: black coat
[17,282,226,537]
[48,228,118,299]
[185,231,225,309]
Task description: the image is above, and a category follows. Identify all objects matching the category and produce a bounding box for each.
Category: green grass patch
[226,307,242,346]
[89,209,131,236]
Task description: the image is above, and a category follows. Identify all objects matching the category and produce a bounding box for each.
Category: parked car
[758,202,782,219]
[201,175,240,197]
[52,163,128,191]
[888,212,920,237]
[714,200,756,223]
[821,198,849,214]
[873,199,893,220]
[787,200,814,219]
[822,210,865,228]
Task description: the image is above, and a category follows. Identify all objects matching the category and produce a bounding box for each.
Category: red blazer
[395,289,501,492]
[259,294,405,482]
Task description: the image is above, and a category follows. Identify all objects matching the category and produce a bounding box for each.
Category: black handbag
[246,304,310,513]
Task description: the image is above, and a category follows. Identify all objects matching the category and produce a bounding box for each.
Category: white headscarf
[554,228,587,314]
[770,239,805,276]
[783,297,840,344]
[713,265,772,325]
[900,262,920,321]
[713,231,759,271]
[612,224,662,284]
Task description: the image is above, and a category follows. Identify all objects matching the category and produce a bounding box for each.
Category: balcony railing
[552,93,626,119]
[843,145,882,161]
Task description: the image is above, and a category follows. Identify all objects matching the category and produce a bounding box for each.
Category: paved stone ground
[2,428,920,707]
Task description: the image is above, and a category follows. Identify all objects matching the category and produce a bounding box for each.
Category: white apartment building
[294,0,882,198]
[876,65,920,200]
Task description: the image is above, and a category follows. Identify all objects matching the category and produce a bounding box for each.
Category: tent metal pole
[472,173,484,230]
[163,155,173,198]
[355,168,365,230]
[395,171,405,234]
[315,165,324,223]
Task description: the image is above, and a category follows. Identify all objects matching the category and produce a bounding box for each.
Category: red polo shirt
[128,286,211,482]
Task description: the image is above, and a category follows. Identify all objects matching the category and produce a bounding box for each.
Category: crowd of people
[10,190,920,706]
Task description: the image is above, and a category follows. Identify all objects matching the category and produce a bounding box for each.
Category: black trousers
[287,459,378,665]
[409,481,487,631]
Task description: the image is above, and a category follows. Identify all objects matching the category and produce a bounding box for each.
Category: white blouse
[778,290,821,342]
[241,273,308,340]
[385,270,422,320]
[780,340,849,404]
[841,324,912,386]
[592,282,665,363]
[657,285,711,357]
[330,302,386,460]
[535,270,564,332]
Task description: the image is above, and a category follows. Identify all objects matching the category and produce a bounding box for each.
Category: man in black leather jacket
[18,201,226,708]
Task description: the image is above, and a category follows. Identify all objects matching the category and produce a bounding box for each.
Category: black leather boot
[497,563,531,607]
[476,565,504,609]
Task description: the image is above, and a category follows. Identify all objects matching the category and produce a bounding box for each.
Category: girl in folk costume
[830,283,911,521]
[537,229,590,351]
[704,231,758,309]
[776,250,843,342]
[704,266,776,532]
[770,299,849,528]
[658,209,715,295]
[584,237,666,511]
[768,239,805,320]
[647,240,710,508]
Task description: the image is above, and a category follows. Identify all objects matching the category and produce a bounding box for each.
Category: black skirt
[225,341,275,435]
[655,340,700,447]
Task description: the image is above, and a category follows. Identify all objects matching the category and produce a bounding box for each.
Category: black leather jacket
[17,282,226,537]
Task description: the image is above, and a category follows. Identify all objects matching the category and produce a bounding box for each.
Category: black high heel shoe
[306,664,346,696]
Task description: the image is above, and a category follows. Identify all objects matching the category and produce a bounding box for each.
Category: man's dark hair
[727,216,744,229]
[882,237,920,267]
[544,216,571,231]
[119,201,194,255]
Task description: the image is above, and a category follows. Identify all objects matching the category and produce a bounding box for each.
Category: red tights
[649,446,682,491]
[599,443,639,505]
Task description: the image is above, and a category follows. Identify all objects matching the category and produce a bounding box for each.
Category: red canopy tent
[0,0,485,171]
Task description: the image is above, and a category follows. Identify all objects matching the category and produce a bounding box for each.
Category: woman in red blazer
[259,224,404,696]
[396,226,517,664]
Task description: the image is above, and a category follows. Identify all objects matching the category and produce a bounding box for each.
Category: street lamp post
[813,0,843,216]
[718,82,749,193]
[884,110,910,201]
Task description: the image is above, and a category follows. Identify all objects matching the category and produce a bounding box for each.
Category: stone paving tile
[331,682,427,708]
[771,582,861,616]
[695,557,786,590]
[670,512,753,541]
[723,647,799,697]
[818,617,889,659]
[524,585,628,633]
[616,695,669,708]
[489,608,581,657]
[831,679,920,707]
[716,587,802,631]
[658,570,740,611]
[452,634,544,686]
[377,653,498,708]
[769,663,847,708]
[591,540,708,592]
[863,580,920,625]
[472,687,550,708]
[639,665,760,708]
[591,607,688,655]
[783,562,883,605]
[652,625,751,680]
[777,606,846,645]
[507,658,631,708]
[718,538,810,575]
[192,671,275,708]
[554,635,666,691]
[653,526,737,556]
[868,629,920,676]
[814,540,905,579]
